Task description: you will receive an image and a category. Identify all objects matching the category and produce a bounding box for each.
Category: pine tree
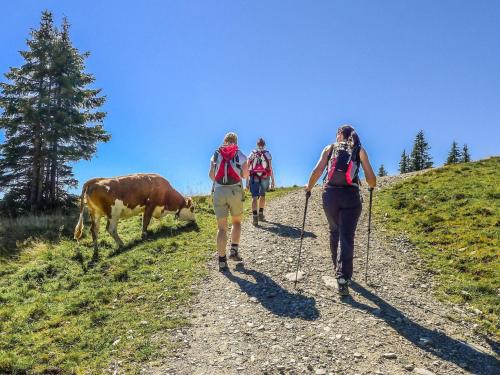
[461,144,471,163]
[377,164,388,177]
[45,17,108,208]
[0,11,55,212]
[409,130,433,171]
[0,11,109,214]
[399,150,410,174]
[446,141,462,164]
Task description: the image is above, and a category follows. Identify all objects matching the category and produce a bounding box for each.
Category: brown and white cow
[74,173,195,258]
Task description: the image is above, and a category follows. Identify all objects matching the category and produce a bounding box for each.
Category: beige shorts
[213,185,244,219]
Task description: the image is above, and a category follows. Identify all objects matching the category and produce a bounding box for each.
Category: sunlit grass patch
[0,186,296,373]
[374,157,499,338]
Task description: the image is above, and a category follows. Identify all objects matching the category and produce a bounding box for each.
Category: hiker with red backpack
[247,138,275,226]
[305,125,376,296]
[209,132,249,271]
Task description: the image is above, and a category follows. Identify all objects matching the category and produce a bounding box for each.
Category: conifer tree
[446,141,462,164]
[0,11,55,212]
[0,11,109,214]
[399,150,410,174]
[45,17,108,207]
[377,164,388,177]
[409,130,433,171]
[461,144,471,163]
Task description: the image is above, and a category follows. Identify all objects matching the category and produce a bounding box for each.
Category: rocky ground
[143,175,499,375]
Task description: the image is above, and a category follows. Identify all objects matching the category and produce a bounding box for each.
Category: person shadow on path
[344,281,499,374]
[223,263,319,321]
[259,221,317,239]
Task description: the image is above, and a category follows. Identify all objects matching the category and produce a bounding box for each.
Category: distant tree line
[0,11,108,215]
[376,130,472,177]
[398,130,471,174]
[446,141,470,165]
[399,130,434,174]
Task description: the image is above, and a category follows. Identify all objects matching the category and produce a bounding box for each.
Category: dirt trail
[144,176,499,375]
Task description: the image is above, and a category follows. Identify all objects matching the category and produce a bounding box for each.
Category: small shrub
[90,310,110,326]
[27,303,47,323]
[393,197,408,209]
[112,268,129,282]
[473,207,493,216]
[486,191,500,199]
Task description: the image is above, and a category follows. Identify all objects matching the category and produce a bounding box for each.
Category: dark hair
[338,125,360,148]
[257,138,266,147]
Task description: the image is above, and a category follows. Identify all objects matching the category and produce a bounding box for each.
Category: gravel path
[144,176,499,375]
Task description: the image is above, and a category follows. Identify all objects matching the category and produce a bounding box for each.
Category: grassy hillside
[374,157,499,337]
[0,187,296,374]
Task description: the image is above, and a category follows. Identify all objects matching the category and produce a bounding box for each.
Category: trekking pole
[365,187,374,284]
[294,190,311,289]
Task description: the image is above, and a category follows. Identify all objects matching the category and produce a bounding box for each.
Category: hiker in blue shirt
[247,138,275,226]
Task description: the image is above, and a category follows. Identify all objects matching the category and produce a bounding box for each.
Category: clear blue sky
[1,1,499,194]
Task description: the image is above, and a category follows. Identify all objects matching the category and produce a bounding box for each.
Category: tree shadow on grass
[223,263,319,321]
[344,281,499,374]
[259,221,317,239]
[109,221,199,257]
[0,212,77,259]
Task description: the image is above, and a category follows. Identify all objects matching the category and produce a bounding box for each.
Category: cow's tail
[74,182,88,241]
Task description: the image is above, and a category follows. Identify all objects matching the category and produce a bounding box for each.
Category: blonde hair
[223,132,238,145]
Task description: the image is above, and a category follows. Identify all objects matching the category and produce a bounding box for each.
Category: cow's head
[177,197,196,221]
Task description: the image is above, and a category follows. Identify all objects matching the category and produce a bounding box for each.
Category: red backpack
[249,149,271,178]
[214,144,243,185]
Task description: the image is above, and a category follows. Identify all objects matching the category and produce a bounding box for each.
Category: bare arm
[306,146,330,192]
[269,160,275,188]
[241,160,249,179]
[359,147,376,188]
[209,161,215,182]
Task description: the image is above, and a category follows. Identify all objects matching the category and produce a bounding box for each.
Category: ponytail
[338,125,360,148]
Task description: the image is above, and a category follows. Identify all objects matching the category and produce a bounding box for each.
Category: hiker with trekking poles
[304,125,376,296]
[247,138,275,226]
[209,132,249,271]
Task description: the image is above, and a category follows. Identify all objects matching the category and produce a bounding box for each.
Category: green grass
[374,157,499,338]
[0,212,76,259]
[0,187,296,374]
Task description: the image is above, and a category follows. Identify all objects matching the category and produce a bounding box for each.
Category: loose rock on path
[144,176,499,375]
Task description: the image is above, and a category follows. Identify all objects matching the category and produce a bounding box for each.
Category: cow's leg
[142,205,155,239]
[107,216,124,248]
[90,210,101,261]
[107,202,124,248]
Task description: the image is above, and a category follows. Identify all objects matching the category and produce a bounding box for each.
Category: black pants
[322,186,362,280]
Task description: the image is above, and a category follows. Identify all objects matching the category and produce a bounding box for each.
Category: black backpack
[325,142,361,187]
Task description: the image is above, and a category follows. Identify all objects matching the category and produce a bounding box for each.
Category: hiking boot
[229,247,243,262]
[336,278,350,296]
[252,215,258,226]
[218,257,228,272]
[258,211,265,222]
